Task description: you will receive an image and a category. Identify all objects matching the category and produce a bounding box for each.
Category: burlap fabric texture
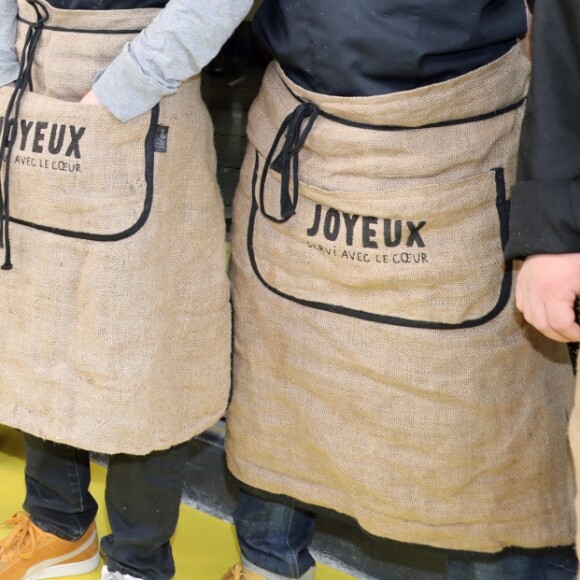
[0,0,230,454]
[227,47,576,552]
[569,369,580,551]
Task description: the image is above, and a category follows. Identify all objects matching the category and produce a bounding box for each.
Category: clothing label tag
[154,125,169,153]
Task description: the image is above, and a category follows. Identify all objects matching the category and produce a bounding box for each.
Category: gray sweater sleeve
[0,0,252,119]
[93,0,253,121]
[0,0,18,86]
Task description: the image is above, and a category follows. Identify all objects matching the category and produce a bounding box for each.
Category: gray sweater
[0,0,252,120]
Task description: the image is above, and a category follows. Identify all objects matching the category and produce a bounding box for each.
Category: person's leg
[0,433,100,579]
[231,488,316,580]
[23,432,98,539]
[446,546,578,580]
[100,442,188,580]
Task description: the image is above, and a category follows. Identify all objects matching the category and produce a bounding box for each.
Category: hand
[515,253,580,342]
[518,5,533,59]
[80,89,103,106]
[520,32,532,60]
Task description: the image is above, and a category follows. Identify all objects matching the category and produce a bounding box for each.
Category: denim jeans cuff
[31,517,83,542]
[102,564,144,580]
[242,556,315,580]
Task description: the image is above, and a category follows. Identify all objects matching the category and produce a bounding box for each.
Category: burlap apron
[227,48,576,551]
[569,373,580,551]
[0,0,230,455]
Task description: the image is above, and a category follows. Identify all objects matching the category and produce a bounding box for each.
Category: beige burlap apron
[569,370,580,551]
[0,0,230,455]
[227,48,576,551]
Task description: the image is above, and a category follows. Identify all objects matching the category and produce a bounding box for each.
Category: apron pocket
[248,149,511,329]
[0,89,157,241]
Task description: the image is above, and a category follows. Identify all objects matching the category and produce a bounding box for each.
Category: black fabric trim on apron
[247,93,519,329]
[280,80,527,132]
[318,99,526,131]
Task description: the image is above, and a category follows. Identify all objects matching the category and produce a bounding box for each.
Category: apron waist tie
[258,101,319,224]
[0,0,48,270]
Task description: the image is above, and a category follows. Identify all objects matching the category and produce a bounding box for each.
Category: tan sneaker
[221,564,266,580]
[0,512,99,579]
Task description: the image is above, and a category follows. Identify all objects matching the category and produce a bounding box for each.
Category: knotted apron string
[258,101,319,223]
[0,0,48,270]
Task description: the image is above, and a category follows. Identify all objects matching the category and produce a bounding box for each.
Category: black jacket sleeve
[505,0,580,258]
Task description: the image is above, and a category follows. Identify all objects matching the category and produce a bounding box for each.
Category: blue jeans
[234,488,578,579]
[234,489,317,578]
[23,433,188,580]
[445,548,579,579]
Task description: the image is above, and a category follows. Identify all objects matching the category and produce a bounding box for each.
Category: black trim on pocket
[247,151,513,329]
[10,105,159,242]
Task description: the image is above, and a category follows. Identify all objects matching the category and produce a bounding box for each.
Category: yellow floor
[0,426,355,580]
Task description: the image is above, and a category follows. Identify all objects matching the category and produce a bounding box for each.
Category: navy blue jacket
[254,0,533,96]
